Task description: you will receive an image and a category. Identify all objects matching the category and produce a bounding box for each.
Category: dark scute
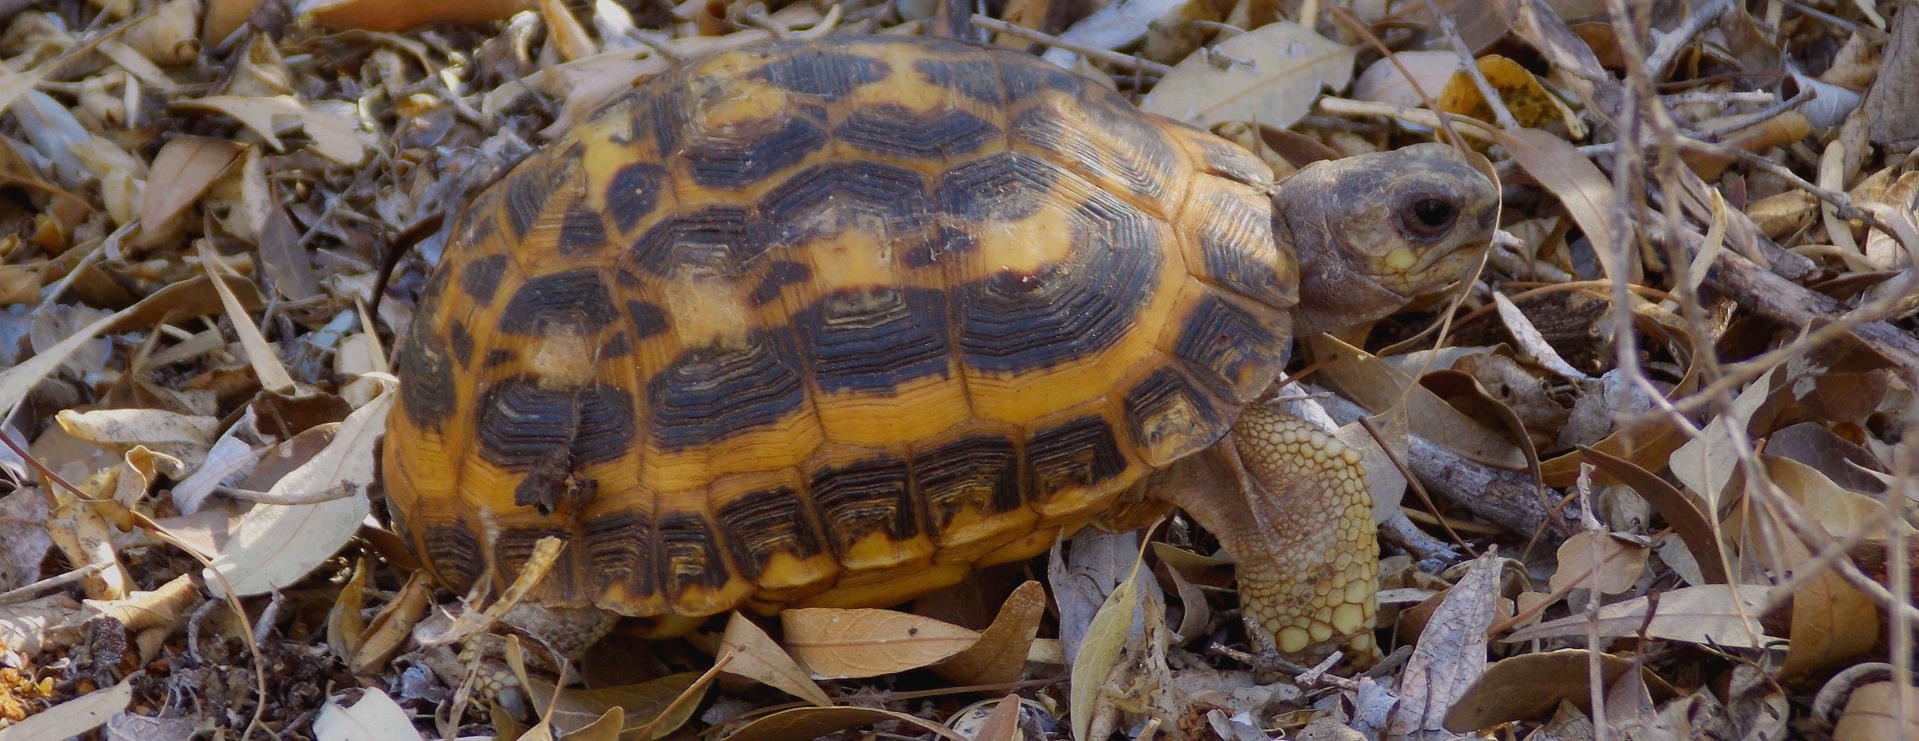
[1199,192,1291,310]
[626,207,753,278]
[626,300,669,338]
[448,319,474,367]
[756,161,932,246]
[716,487,826,580]
[685,116,827,189]
[584,512,657,598]
[603,331,632,358]
[460,255,509,304]
[915,434,1024,527]
[837,106,1000,160]
[422,521,482,592]
[497,270,618,335]
[1121,366,1226,461]
[809,456,920,553]
[756,49,892,99]
[1010,105,1172,201]
[794,287,949,394]
[903,225,979,268]
[659,513,730,590]
[936,151,1059,223]
[498,526,577,599]
[505,155,572,238]
[912,57,1003,104]
[557,209,609,257]
[751,261,812,306]
[483,349,518,368]
[606,162,665,232]
[956,194,1160,373]
[476,377,636,470]
[647,332,806,451]
[1190,137,1269,185]
[1172,294,1287,400]
[397,319,455,429]
[1000,61,1084,96]
[1026,416,1127,499]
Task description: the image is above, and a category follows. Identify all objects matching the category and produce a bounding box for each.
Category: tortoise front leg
[1152,403,1380,665]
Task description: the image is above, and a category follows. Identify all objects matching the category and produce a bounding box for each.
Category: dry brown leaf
[781,608,980,679]
[717,612,831,706]
[1442,650,1679,731]
[538,0,596,61]
[351,571,431,675]
[1352,50,1458,107]
[1778,566,1879,681]
[935,580,1046,687]
[524,672,703,740]
[171,95,368,165]
[1441,55,1584,136]
[0,594,84,660]
[1575,445,1728,584]
[1308,333,1527,470]
[298,0,536,31]
[1497,128,1622,279]
[142,137,243,232]
[1833,682,1919,739]
[80,573,198,635]
[1762,455,1915,539]
[203,0,260,45]
[239,147,321,301]
[1392,551,1501,734]
[123,0,201,66]
[1140,22,1354,129]
[1548,532,1648,596]
[1506,584,1773,648]
[199,241,296,395]
[719,706,969,741]
[55,409,218,473]
[326,557,370,662]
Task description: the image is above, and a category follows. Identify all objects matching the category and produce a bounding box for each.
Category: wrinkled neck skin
[1280,214,1417,337]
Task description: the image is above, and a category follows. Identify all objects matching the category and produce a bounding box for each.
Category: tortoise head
[1273,143,1499,336]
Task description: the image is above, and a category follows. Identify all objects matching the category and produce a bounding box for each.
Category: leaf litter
[0,0,1912,739]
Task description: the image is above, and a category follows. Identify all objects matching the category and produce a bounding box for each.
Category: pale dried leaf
[81,574,198,634]
[298,0,536,31]
[313,689,420,741]
[1140,23,1354,129]
[1069,557,1143,741]
[55,409,219,472]
[0,594,83,659]
[0,677,132,740]
[350,572,432,675]
[781,608,979,679]
[198,242,296,394]
[1392,551,1501,734]
[527,673,701,740]
[718,612,831,706]
[1833,682,1919,739]
[935,580,1046,686]
[720,706,968,741]
[1506,585,1773,648]
[1494,292,1592,380]
[1549,532,1649,596]
[1497,128,1622,279]
[1352,50,1459,106]
[204,382,389,596]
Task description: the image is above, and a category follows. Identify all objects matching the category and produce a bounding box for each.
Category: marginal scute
[807,454,920,551]
[421,520,482,592]
[396,317,455,429]
[1122,365,1226,466]
[584,512,657,598]
[499,526,578,601]
[914,434,1023,527]
[647,331,806,451]
[1171,290,1289,402]
[1026,415,1127,501]
[658,513,730,593]
[715,485,828,580]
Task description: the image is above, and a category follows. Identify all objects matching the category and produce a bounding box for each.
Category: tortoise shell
[383,36,1296,628]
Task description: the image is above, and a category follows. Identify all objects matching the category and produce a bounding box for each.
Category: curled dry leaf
[350,571,432,675]
[1442,649,1679,731]
[171,95,368,165]
[313,688,418,741]
[934,579,1047,686]
[780,608,980,680]
[54,409,219,472]
[0,594,83,661]
[1506,584,1774,648]
[1140,23,1355,130]
[523,672,703,740]
[80,573,199,635]
[1832,682,1919,739]
[719,706,969,741]
[1307,333,1527,470]
[717,612,832,706]
[1779,567,1879,681]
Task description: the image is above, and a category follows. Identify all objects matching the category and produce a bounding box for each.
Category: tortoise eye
[1405,197,1458,237]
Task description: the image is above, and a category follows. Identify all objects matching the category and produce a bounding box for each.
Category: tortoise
[382,34,1498,662]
